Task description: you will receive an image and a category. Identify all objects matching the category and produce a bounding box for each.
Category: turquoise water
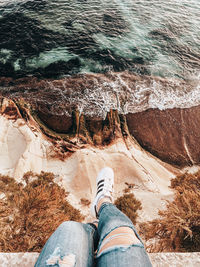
[0,0,200,116]
[0,0,199,79]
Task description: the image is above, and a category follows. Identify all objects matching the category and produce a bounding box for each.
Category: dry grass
[140,171,200,252]
[123,182,135,193]
[0,172,84,252]
[80,198,91,206]
[115,193,142,225]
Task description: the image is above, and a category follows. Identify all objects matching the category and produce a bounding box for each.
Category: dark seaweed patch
[0,12,65,57]
[64,32,98,56]
[88,49,133,72]
[34,58,81,78]
[0,62,14,77]
[88,49,147,73]
[102,11,129,37]
[0,6,145,78]
[20,0,47,11]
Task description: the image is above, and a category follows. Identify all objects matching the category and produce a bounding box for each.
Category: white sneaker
[91,167,114,218]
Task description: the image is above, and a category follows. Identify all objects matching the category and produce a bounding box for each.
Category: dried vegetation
[115,193,142,224]
[123,182,135,193]
[0,172,84,252]
[80,198,91,206]
[140,171,200,252]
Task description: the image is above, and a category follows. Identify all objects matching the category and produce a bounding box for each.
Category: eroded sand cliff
[0,97,181,222]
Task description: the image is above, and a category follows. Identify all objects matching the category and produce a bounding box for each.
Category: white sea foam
[42,73,200,118]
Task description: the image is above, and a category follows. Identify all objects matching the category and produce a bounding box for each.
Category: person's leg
[91,167,152,267]
[96,200,152,267]
[35,221,97,267]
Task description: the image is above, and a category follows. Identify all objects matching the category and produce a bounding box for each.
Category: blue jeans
[35,203,152,267]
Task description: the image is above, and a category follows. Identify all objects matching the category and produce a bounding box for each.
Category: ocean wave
[1,72,200,118]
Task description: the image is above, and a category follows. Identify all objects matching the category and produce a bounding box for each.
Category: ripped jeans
[35,203,152,267]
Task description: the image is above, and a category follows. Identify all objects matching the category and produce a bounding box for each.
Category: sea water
[0,0,199,116]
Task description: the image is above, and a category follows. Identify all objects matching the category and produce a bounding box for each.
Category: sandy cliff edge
[0,107,178,222]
